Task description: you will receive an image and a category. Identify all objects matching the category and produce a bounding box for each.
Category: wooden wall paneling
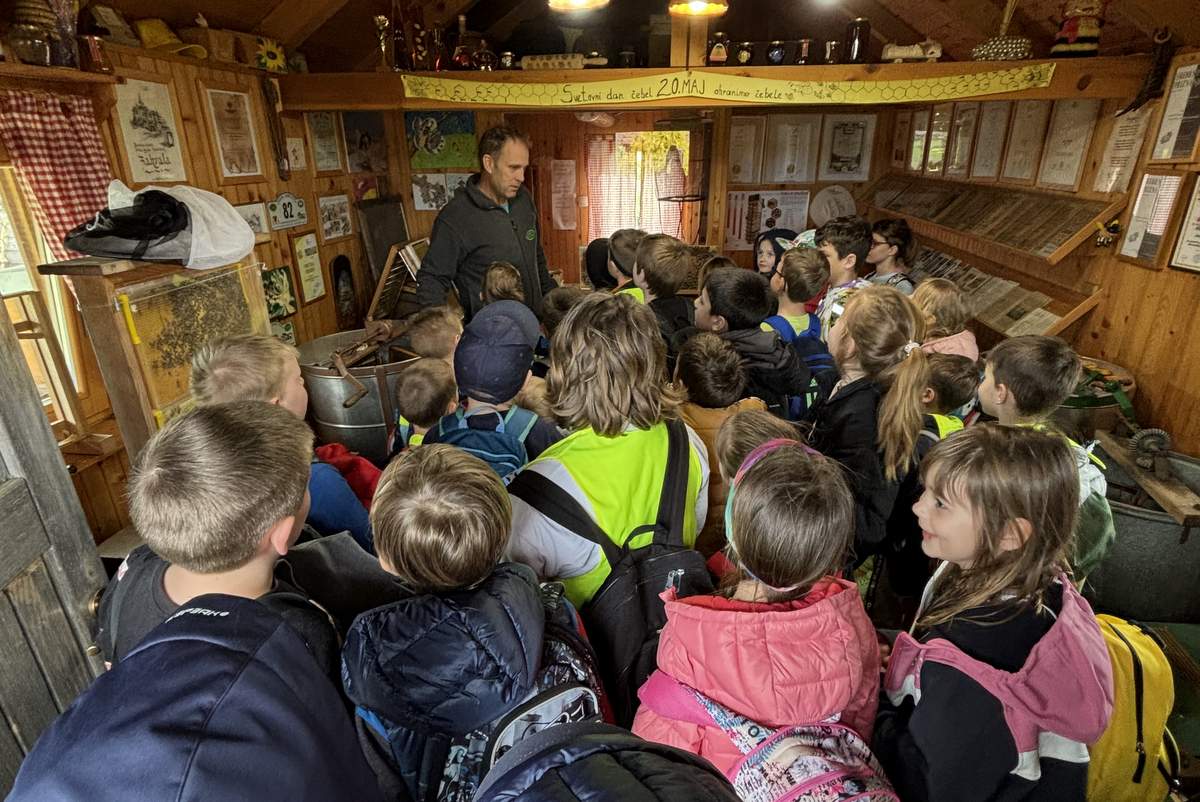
[5,559,93,707]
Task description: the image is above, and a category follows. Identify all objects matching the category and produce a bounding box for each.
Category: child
[694,266,810,418]
[866,218,916,295]
[764,247,838,416]
[96,401,338,676]
[753,227,799,278]
[422,299,562,475]
[675,332,767,556]
[978,335,1114,581]
[191,334,372,552]
[540,285,589,340]
[386,357,458,459]
[913,277,979,361]
[585,237,618,290]
[343,445,573,802]
[481,260,525,305]
[609,227,647,301]
[814,216,873,340]
[715,408,803,483]
[812,285,928,561]
[634,233,696,344]
[634,439,881,774]
[696,253,737,296]
[875,424,1113,802]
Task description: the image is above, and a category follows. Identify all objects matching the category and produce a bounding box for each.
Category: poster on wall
[1151,63,1200,163]
[891,110,912,169]
[1093,104,1153,194]
[1119,172,1184,265]
[405,111,476,170]
[203,87,262,180]
[944,102,980,178]
[285,136,307,172]
[114,78,187,183]
[1000,100,1052,183]
[261,266,297,320]
[319,194,353,242]
[763,114,822,183]
[305,112,343,173]
[1037,99,1101,190]
[234,202,269,234]
[728,116,766,183]
[970,101,1011,180]
[1171,180,1200,272]
[724,190,810,250]
[818,114,876,183]
[292,232,325,303]
[342,111,389,173]
[411,173,449,210]
[909,108,930,172]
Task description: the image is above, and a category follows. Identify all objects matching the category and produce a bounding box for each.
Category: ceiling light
[667,0,728,16]
[548,0,610,11]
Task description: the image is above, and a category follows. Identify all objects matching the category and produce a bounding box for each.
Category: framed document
[318,194,353,242]
[909,108,930,173]
[763,113,822,183]
[945,103,980,179]
[971,101,1011,181]
[924,103,954,176]
[292,231,326,303]
[1037,99,1101,191]
[305,111,344,174]
[1150,62,1200,164]
[1093,105,1154,194]
[1170,178,1200,272]
[818,114,876,183]
[728,116,766,183]
[1001,100,1052,184]
[112,74,188,184]
[891,110,912,169]
[200,83,263,183]
[1119,171,1187,268]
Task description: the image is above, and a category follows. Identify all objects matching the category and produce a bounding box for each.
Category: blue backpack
[762,314,836,420]
[435,406,539,480]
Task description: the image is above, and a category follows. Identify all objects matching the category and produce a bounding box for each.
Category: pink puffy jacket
[632,578,881,775]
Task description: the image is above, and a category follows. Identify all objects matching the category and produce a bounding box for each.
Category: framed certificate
[728,116,766,184]
[924,103,954,177]
[891,110,912,170]
[945,103,980,179]
[291,231,326,302]
[1037,99,1101,191]
[1119,171,1188,268]
[200,83,263,184]
[763,113,822,183]
[818,114,876,183]
[971,101,1012,181]
[1149,61,1200,164]
[908,108,931,173]
[1001,100,1052,184]
[1170,177,1200,272]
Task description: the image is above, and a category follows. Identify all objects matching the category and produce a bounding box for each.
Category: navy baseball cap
[454,300,539,403]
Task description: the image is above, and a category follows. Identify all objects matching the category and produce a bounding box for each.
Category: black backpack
[508,418,714,726]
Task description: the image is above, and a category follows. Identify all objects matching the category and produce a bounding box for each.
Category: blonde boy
[764,247,830,341]
[633,234,696,344]
[387,358,459,459]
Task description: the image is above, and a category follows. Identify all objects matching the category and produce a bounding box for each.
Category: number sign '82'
[268,192,309,230]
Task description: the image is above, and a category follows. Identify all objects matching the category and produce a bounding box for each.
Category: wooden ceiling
[99,0,1192,70]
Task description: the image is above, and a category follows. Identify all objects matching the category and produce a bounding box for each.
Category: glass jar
[845,17,871,64]
[707,31,729,66]
[474,39,497,70]
[795,38,815,64]
[8,24,51,67]
[499,51,515,69]
[824,39,842,64]
[766,40,786,65]
[734,41,755,66]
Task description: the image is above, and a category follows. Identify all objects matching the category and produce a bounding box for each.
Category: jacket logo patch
[525,229,535,241]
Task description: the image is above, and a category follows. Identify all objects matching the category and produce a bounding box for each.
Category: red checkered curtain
[0,90,111,261]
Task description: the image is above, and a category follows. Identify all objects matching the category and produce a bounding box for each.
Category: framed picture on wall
[291,231,326,303]
[818,113,876,183]
[305,111,343,174]
[1118,170,1188,268]
[908,108,930,173]
[1037,99,1101,191]
[1001,100,1052,184]
[200,83,263,183]
[923,103,954,176]
[970,101,1012,181]
[234,202,269,234]
[112,73,188,184]
[318,194,353,242]
[891,110,912,170]
[728,116,766,183]
[1171,178,1200,272]
[342,111,389,173]
[944,102,980,179]
[763,113,822,183]
[1149,61,1200,164]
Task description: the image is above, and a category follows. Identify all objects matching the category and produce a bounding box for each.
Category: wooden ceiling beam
[258,0,353,48]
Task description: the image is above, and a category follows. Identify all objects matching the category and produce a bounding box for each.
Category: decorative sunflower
[255,37,288,73]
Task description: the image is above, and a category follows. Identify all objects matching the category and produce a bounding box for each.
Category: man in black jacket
[416,125,557,320]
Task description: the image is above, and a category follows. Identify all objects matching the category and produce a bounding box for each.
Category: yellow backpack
[1087,615,1181,802]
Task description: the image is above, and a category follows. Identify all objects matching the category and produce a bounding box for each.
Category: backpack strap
[651,418,690,548]
[503,406,539,445]
[762,314,795,344]
[639,672,771,755]
[801,312,821,340]
[508,470,623,569]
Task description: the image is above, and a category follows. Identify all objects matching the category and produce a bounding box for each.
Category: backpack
[764,316,836,420]
[435,406,538,480]
[640,673,899,802]
[508,418,714,726]
[357,583,606,802]
[1086,615,1182,802]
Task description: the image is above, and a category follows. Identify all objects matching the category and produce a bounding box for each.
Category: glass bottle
[474,39,497,71]
[706,31,729,66]
[391,12,411,70]
[431,27,450,72]
[845,18,871,64]
[795,38,815,64]
[451,14,475,70]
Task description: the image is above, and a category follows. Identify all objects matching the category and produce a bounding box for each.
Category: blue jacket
[308,460,373,553]
[342,563,545,801]
[10,594,382,802]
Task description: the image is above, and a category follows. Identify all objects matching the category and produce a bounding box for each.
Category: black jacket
[806,377,898,561]
[11,594,382,802]
[477,722,740,802]
[873,584,1082,802]
[721,327,811,414]
[342,563,546,802]
[416,175,555,319]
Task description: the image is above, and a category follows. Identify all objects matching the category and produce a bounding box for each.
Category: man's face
[483,139,529,200]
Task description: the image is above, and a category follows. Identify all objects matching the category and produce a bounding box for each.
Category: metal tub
[297,330,417,466]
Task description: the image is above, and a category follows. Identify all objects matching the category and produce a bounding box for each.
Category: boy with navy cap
[422,299,563,476]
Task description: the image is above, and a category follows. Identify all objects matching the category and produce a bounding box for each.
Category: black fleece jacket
[720,327,810,415]
[415,175,555,319]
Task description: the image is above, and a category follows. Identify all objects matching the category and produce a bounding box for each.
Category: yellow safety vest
[616,285,646,304]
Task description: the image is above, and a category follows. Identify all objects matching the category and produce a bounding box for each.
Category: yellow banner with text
[401,64,1056,107]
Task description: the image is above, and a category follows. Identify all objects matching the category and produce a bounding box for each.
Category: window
[587,130,690,241]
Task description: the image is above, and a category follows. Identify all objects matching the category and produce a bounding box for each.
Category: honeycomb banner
[401,64,1056,107]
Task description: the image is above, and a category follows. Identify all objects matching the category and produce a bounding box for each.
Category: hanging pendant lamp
[667,0,729,17]
[548,0,610,11]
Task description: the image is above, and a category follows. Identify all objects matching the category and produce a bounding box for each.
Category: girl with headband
[633,438,881,776]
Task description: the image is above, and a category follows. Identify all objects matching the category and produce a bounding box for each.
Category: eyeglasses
[870,238,889,247]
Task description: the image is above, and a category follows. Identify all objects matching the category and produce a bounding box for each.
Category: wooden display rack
[37,258,270,459]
